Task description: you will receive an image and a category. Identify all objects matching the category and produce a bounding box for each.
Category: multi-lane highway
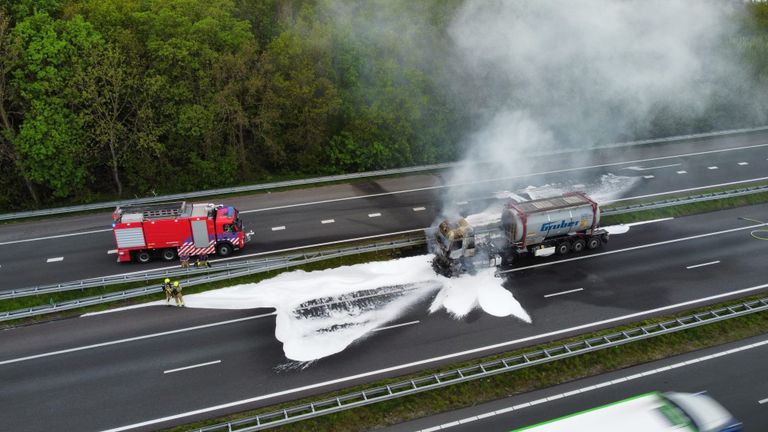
[2,131,768,289]
[385,333,768,431]
[2,131,768,431]
[1,204,767,431]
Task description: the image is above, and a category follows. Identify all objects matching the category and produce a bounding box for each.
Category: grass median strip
[163,296,768,432]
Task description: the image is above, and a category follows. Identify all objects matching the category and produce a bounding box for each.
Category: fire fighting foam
[95,255,530,362]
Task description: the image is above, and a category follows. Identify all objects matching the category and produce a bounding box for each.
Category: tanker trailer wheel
[134,251,151,264]
[586,237,601,250]
[216,242,233,257]
[572,239,586,253]
[556,242,571,255]
[161,248,177,261]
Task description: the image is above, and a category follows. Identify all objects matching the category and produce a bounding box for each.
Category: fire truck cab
[112,201,253,263]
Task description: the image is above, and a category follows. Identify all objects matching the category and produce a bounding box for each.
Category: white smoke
[444,0,746,198]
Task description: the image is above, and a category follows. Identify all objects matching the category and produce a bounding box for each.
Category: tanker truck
[429,192,608,277]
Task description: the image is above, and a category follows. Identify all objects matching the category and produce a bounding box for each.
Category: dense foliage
[0,0,767,210]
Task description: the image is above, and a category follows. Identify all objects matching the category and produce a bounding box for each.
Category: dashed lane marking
[686,260,720,270]
[676,170,687,174]
[271,226,286,231]
[100,284,768,432]
[0,312,277,366]
[456,201,468,205]
[46,257,64,263]
[759,398,768,405]
[368,213,382,218]
[414,337,768,431]
[643,175,655,179]
[413,207,426,212]
[164,360,221,375]
[544,288,584,298]
[738,162,749,165]
[708,166,719,170]
[107,249,117,254]
[321,219,335,224]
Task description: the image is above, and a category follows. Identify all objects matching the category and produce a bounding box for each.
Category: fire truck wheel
[161,248,177,261]
[217,243,233,257]
[572,239,586,253]
[587,237,601,250]
[135,251,151,264]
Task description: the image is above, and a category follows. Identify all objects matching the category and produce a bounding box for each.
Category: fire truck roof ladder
[118,201,187,220]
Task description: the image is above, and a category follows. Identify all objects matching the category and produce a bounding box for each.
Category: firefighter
[162,278,173,305]
[197,253,210,268]
[180,253,190,268]
[172,281,185,307]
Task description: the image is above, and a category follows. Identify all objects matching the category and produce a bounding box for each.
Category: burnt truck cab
[112,201,254,263]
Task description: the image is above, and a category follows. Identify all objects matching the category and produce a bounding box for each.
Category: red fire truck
[112,201,253,263]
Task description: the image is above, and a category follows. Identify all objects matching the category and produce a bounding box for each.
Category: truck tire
[556,242,570,255]
[161,248,177,261]
[135,251,151,264]
[572,239,586,253]
[216,242,233,257]
[587,237,601,250]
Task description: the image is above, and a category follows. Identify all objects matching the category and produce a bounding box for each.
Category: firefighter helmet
[164,278,170,283]
[173,281,179,287]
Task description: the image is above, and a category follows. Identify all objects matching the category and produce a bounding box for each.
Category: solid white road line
[415,337,768,431]
[373,321,420,332]
[413,207,426,212]
[368,213,382,218]
[624,217,674,227]
[604,176,768,204]
[543,288,583,298]
[164,360,221,375]
[708,166,719,170]
[46,257,64,263]
[739,162,749,166]
[107,249,117,254]
[238,142,768,215]
[9,142,768,245]
[0,312,277,367]
[501,221,767,274]
[759,398,768,405]
[100,283,768,432]
[321,219,335,224]
[677,170,687,174]
[271,226,285,231]
[686,260,720,270]
[0,228,112,246]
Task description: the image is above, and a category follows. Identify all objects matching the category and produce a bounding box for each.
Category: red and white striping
[178,240,216,256]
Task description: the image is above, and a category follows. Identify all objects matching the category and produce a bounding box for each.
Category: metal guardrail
[3,126,768,222]
[0,237,426,322]
[0,254,300,301]
[4,182,768,303]
[603,184,768,216]
[196,297,768,431]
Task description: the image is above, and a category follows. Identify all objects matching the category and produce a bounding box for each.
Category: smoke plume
[444,0,752,202]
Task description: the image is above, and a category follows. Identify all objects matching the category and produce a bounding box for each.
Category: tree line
[1,0,767,210]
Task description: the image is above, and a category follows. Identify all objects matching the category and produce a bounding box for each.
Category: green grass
[602,191,768,225]
[160,295,768,432]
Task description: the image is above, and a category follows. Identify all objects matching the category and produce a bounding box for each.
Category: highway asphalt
[2,130,768,289]
[385,333,768,431]
[0,204,767,430]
